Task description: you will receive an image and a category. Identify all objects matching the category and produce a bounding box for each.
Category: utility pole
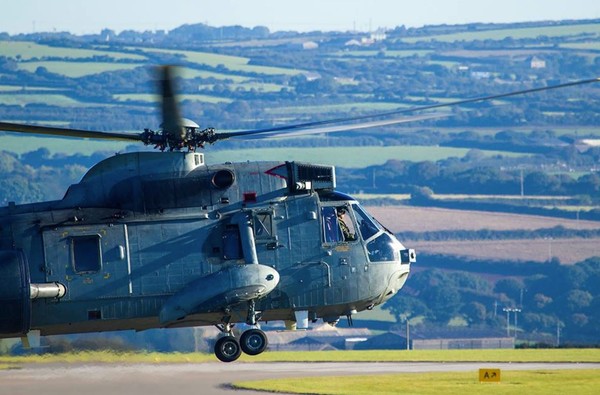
[520,168,524,197]
[503,307,510,337]
[402,314,411,350]
[544,237,553,262]
[513,308,521,338]
[406,318,410,350]
[519,289,524,309]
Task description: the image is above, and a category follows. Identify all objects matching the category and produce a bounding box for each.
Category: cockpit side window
[337,207,357,241]
[322,206,342,243]
[352,204,380,241]
[322,206,357,243]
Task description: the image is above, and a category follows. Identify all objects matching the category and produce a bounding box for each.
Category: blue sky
[3,0,600,35]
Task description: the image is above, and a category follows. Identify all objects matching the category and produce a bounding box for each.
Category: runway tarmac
[1,361,599,395]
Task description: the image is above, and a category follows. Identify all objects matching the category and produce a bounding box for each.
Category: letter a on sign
[479,368,501,382]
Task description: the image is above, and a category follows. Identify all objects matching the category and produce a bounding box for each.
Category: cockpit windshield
[351,204,380,241]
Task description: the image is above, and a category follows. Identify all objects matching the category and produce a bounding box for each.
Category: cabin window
[71,235,102,274]
[253,212,273,240]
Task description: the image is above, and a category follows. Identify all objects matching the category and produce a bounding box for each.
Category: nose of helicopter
[375,236,415,305]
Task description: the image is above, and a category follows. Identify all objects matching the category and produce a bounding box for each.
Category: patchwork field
[367,206,600,264]
[367,206,600,232]
[410,238,600,264]
[0,41,146,61]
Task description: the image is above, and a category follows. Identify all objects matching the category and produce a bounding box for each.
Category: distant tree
[383,294,430,323]
[571,313,589,328]
[524,171,562,195]
[409,186,434,204]
[225,100,251,118]
[408,161,439,183]
[462,301,487,324]
[420,286,461,323]
[449,271,491,292]
[557,290,593,313]
[522,312,559,333]
[532,293,553,310]
[494,278,524,303]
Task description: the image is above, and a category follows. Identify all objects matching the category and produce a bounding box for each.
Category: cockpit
[320,198,413,264]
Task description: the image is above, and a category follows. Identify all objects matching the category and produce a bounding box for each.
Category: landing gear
[213,304,269,362]
[214,336,241,363]
[240,328,268,355]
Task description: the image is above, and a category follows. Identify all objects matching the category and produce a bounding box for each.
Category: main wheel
[214,336,241,363]
[240,329,268,356]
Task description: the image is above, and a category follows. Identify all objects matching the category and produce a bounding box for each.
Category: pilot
[337,207,356,241]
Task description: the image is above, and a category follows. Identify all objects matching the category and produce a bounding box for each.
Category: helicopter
[0,67,598,362]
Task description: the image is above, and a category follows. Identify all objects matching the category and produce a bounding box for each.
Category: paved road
[1,361,599,395]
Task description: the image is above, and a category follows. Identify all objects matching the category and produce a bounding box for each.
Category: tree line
[383,255,600,345]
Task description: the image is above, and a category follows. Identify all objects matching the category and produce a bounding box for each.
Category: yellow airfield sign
[479,368,501,382]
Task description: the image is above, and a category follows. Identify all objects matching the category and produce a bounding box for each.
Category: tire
[214,336,241,363]
[240,329,268,356]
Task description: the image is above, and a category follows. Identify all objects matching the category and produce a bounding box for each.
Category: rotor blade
[159,65,184,140]
[212,77,600,142]
[234,113,447,139]
[0,121,143,142]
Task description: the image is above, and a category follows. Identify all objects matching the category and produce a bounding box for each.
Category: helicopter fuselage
[0,151,413,352]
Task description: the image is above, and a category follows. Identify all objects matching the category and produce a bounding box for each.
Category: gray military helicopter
[0,67,597,362]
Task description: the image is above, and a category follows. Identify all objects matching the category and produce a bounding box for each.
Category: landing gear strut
[213,302,269,362]
[241,300,268,355]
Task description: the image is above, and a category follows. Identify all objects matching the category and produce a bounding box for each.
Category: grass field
[0,348,598,364]
[0,41,146,61]
[265,101,412,115]
[0,134,134,155]
[1,349,596,394]
[330,50,434,58]
[207,145,525,168]
[179,67,251,82]
[114,93,233,104]
[17,61,143,77]
[140,48,303,76]
[399,23,600,43]
[0,93,85,106]
[234,370,600,395]
[0,135,526,165]
[561,42,600,51]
